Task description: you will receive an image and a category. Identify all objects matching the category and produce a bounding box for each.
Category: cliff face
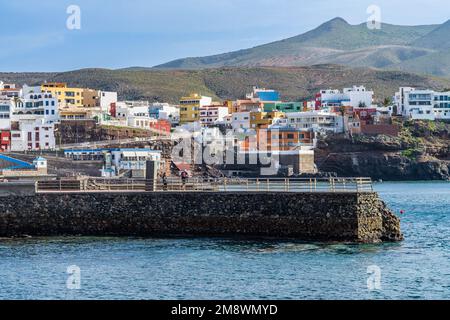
[316,121,450,181]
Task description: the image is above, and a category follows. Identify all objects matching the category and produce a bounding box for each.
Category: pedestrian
[181,170,188,189]
[162,173,168,191]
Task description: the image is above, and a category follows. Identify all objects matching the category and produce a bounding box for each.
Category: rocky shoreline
[316,121,450,181]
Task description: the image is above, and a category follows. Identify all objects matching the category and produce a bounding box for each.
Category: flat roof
[64,148,161,153]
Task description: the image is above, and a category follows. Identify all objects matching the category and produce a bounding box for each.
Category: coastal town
[1,1,449,303]
[0,80,449,181]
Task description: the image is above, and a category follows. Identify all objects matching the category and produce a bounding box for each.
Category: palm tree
[382,97,392,108]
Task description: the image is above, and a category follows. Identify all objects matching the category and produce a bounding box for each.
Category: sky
[0,0,449,72]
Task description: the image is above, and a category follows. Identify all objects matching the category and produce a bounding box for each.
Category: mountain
[2,65,450,103]
[412,19,450,50]
[154,17,450,78]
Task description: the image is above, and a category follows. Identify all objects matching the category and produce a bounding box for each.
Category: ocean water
[0,182,449,300]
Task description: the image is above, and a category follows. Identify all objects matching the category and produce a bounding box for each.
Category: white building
[0,99,11,130]
[116,103,149,118]
[10,120,55,151]
[230,112,251,133]
[101,148,162,177]
[319,86,374,109]
[150,103,180,124]
[128,115,152,129]
[0,82,21,98]
[394,87,449,120]
[7,87,58,151]
[286,111,344,134]
[433,91,450,120]
[199,105,229,126]
[12,91,59,124]
[343,86,374,108]
[98,91,117,113]
[319,89,350,108]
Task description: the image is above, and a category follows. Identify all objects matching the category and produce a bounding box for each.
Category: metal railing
[35,177,374,194]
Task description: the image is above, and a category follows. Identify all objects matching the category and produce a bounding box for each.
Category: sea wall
[0,192,403,243]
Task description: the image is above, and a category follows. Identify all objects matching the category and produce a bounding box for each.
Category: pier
[0,177,402,243]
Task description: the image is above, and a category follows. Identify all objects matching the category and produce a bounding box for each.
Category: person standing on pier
[162,173,168,191]
[181,170,188,190]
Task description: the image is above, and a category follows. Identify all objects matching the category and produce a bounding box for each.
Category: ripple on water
[0,181,449,300]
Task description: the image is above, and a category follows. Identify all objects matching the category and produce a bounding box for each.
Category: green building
[263,102,303,113]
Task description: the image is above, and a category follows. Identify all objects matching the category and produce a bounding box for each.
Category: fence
[35,177,374,194]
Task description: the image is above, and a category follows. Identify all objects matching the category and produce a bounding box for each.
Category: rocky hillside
[1,65,450,104]
[316,121,450,181]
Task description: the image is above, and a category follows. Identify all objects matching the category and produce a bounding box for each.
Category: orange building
[149,119,172,136]
[234,100,263,113]
[250,111,285,130]
[242,127,313,151]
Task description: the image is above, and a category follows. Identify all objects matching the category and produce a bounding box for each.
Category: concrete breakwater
[0,191,403,243]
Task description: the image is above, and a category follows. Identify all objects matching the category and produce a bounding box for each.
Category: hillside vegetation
[2,65,450,103]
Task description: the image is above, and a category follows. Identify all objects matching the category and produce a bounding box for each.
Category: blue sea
[0,182,449,300]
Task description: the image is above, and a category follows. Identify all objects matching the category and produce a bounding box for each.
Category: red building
[315,93,322,110]
[149,119,171,136]
[0,131,11,152]
[354,108,377,124]
[109,102,117,118]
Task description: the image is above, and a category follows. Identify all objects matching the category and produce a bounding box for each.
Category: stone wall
[0,182,36,197]
[0,192,403,243]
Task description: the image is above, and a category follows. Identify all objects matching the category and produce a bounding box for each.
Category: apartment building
[41,82,84,107]
[0,99,11,130]
[243,127,313,152]
[286,111,344,134]
[233,100,263,113]
[199,105,229,126]
[230,112,251,133]
[10,120,55,151]
[318,86,374,109]
[11,91,59,124]
[0,82,21,98]
[394,87,450,120]
[250,111,286,130]
[149,103,180,124]
[179,94,212,124]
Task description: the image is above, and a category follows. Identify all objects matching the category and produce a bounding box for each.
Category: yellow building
[250,111,286,130]
[41,83,84,108]
[179,93,212,124]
